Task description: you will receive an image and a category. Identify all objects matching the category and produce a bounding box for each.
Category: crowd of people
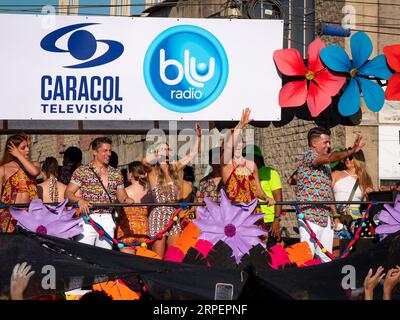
[1,108,400,300]
[0,109,380,258]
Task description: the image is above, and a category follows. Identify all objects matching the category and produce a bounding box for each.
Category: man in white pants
[295,127,365,262]
[65,137,134,250]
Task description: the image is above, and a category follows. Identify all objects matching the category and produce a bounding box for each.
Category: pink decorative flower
[273,38,346,117]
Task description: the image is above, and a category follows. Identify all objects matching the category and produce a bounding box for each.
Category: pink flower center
[305,70,315,81]
[224,224,236,237]
[36,225,47,234]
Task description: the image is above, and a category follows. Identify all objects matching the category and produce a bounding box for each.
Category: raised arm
[7,142,40,177]
[314,135,365,166]
[221,108,253,166]
[142,146,158,173]
[176,123,202,171]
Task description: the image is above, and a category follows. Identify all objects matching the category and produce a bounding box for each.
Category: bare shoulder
[332,170,348,184]
[58,181,67,190]
[33,160,41,168]
[244,159,257,171]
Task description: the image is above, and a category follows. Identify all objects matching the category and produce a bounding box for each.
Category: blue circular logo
[144,25,229,113]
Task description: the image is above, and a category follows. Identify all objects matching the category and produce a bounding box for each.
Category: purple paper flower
[375,194,400,239]
[194,190,266,263]
[10,199,83,239]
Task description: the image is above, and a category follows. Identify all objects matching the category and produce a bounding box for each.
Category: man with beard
[296,127,365,262]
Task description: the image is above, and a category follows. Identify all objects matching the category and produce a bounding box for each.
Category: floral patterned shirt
[70,161,124,215]
[295,149,333,227]
[196,177,225,203]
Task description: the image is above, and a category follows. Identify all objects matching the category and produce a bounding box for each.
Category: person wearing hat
[242,144,282,242]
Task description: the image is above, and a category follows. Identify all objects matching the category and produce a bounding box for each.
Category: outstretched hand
[10,262,35,300]
[195,123,202,137]
[364,266,385,300]
[351,135,365,154]
[383,266,400,300]
[237,108,253,129]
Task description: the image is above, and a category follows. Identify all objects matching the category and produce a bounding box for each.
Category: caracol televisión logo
[40,23,124,68]
[143,25,229,113]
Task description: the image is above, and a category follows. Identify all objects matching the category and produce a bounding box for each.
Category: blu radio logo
[40,23,124,68]
[144,25,229,113]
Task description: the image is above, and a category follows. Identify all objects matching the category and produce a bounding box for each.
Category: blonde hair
[153,143,182,199]
[352,150,373,193]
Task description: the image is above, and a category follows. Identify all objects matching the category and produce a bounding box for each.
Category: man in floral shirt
[65,137,134,250]
[296,127,365,262]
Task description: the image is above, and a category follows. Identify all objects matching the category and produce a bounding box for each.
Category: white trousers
[298,218,334,263]
[75,213,115,250]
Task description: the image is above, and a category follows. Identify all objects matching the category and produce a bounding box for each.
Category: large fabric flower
[320,31,393,116]
[383,45,400,101]
[193,190,265,263]
[273,38,346,117]
[375,194,400,239]
[10,199,83,239]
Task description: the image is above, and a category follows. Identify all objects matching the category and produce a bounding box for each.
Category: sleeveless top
[0,168,37,232]
[225,160,257,203]
[333,173,363,202]
[48,176,59,202]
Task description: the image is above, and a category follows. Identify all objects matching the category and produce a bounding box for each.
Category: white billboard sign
[0,14,283,121]
[379,125,400,180]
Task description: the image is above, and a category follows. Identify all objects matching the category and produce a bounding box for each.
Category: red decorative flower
[383,45,400,101]
[273,39,346,117]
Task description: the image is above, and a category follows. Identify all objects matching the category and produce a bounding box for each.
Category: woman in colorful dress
[0,134,40,232]
[142,123,201,258]
[194,147,225,218]
[221,108,275,207]
[117,161,152,253]
[37,157,66,203]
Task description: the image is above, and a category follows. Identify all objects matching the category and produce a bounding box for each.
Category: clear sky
[0,0,146,16]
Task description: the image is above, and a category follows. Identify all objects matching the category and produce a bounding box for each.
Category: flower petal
[320,45,351,73]
[358,77,385,112]
[338,78,360,116]
[307,81,332,117]
[382,203,400,223]
[385,73,400,101]
[377,211,400,225]
[314,68,346,96]
[358,55,393,80]
[241,213,264,227]
[376,224,400,236]
[238,225,266,237]
[307,38,325,72]
[273,48,306,76]
[383,44,400,72]
[350,31,373,68]
[279,80,307,107]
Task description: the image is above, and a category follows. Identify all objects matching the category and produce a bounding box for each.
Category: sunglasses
[345,156,354,161]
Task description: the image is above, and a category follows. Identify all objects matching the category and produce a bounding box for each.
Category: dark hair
[183,166,195,183]
[91,137,112,151]
[63,146,82,165]
[42,157,59,178]
[128,161,147,188]
[79,290,113,302]
[307,127,331,147]
[1,133,30,165]
[109,151,118,168]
